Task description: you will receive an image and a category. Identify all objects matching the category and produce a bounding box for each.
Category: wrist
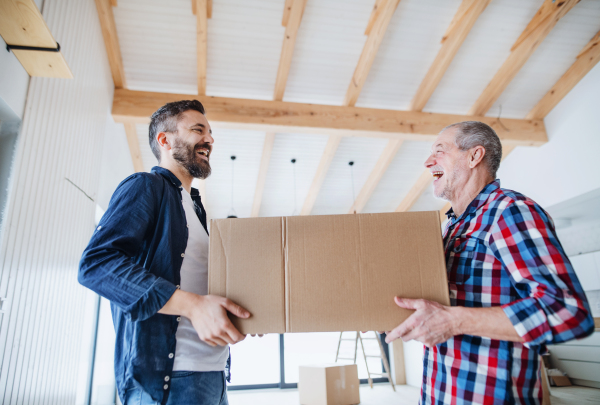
[178,290,203,319]
[449,305,467,336]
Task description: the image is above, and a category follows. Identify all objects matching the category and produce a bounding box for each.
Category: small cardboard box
[299,364,360,405]
[209,211,450,334]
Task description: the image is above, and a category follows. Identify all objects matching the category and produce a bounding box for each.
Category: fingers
[222,320,246,344]
[222,298,251,319]
[394,297,422,310]
[385,314,419,344]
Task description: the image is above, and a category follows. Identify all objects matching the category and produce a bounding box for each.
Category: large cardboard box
[209,211,450,334]
[299,364,360,405]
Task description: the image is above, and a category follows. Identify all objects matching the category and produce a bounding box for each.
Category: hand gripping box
[208,211,450,334]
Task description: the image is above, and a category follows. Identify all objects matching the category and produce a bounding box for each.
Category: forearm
[158,289,200,318]
[452,306,523,342]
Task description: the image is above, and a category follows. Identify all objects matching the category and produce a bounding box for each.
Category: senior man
[386,121,593,404]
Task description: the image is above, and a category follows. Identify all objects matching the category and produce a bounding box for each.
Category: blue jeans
[124,371,229,405]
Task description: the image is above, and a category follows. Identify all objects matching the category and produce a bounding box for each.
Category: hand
[385,297,460,347]
[185,294,250,347]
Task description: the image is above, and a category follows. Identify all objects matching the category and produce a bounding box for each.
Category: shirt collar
[152,166,182,188]
[447,179,501,221]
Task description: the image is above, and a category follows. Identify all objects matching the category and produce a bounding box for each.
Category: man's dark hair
[442,121,503,178]
[148,100,206,162]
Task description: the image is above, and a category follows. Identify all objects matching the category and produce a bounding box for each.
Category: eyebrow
[191,123,212,134]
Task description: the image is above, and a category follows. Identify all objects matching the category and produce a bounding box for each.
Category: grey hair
[442,121,502,178]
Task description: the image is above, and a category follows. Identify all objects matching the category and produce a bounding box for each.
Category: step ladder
[334,331,395,391]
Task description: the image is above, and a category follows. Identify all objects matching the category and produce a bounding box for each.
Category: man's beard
[171,137,212,179]
[433,164,464,201]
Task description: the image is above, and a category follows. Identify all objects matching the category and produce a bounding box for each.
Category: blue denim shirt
[78,166,209,404]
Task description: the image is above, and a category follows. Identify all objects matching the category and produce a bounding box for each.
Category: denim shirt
[78,166,208,405]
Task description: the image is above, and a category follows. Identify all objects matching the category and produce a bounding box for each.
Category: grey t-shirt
[173,189,228,371]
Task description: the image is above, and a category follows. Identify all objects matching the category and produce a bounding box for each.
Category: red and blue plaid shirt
[421,180,594,405]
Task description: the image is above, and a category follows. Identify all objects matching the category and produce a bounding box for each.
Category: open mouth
[196,148,210,161]
[432,171,444,181]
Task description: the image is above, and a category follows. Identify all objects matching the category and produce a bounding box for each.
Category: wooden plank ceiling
[96,0,600,220]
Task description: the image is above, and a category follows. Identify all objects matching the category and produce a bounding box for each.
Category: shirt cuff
[128,277,178,322]
[502,297,553,348]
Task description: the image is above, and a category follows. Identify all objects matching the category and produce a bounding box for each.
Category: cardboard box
[299,364,360,405]
[547,369,572,387]
[209,211,450,334]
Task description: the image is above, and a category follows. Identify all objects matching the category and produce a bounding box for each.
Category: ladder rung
[365,355,383,358]
[361,337,379,340]
[336,357,356,360]
[340,338,356,341]
[369,372,389,377]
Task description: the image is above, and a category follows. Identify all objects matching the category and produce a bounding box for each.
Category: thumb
[223,299,251,318]
[394,297,420,310]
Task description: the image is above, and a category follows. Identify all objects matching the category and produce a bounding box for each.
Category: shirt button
[97,226,102,231]
[165,376,170,382]
[454,246,461,253]
[168,353,174,359]
[181,253,185,258]
[176,285,180,289]
[164,384,169,390]
[177,317,181,322]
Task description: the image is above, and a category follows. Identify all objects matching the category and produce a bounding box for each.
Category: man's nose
[204,132,214,145]
[424,154,435,168]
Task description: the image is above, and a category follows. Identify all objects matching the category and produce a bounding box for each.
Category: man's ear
[157,132,171,151]
[468,145,486,169]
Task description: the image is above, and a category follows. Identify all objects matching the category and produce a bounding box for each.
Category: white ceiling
[116,0,600,219]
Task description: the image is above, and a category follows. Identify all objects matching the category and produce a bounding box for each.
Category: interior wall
[0,0,114,403]
[498,62,600,208]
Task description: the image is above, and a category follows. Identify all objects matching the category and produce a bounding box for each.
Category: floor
[228,383,419,405]
[227,384,600,405]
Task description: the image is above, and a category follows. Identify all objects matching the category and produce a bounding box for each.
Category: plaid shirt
[421,180,594,405]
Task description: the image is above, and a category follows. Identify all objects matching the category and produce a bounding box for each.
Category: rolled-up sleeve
[489,200,594,348]
[78,174,177,322]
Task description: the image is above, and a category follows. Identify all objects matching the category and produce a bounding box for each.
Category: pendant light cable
[291,158,298,215]
[228,155,237,218]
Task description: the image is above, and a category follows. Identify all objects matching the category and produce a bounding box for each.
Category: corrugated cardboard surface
[209,217,286,333]
[209,211,449,334]
[299,364,360,405]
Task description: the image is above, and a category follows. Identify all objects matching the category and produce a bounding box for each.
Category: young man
[79,100,249,405]
[386,121,594,404]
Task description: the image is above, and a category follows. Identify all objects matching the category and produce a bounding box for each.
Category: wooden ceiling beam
[410,0,492,112]
[527,29,600,119]
[251,133,276,217]
[355,0,490,214]
[123,123,145,173]
[94,0,126,88]
[348,139,403,214]
[302,0,400,215]
[274,0,307,101]
[301,135,342,215]
[194,0,212,95]
[344,0,401,107]
[112,89,547,146]
[468,0,580,116]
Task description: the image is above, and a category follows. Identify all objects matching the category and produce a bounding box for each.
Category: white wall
[498,62,600,208]
[0,0,116,403]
